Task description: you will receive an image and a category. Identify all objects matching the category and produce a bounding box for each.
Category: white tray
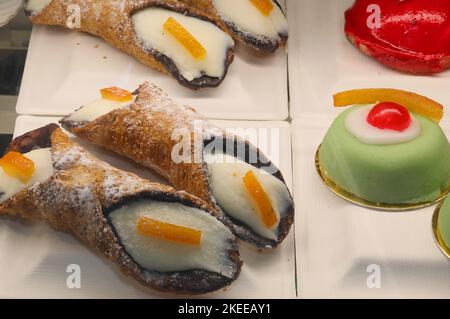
[0,115,295,298]
[16,22,288,120]
[293,115,450,299]
[288,0,450,120]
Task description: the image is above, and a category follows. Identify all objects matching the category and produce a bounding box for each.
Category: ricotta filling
[66,97,135,123]
[25,0,52,13]
[213,0,288,40]
[132,7,234,81]
[205,152,292,241]
[109,199,236,277]
[0,148,54,204]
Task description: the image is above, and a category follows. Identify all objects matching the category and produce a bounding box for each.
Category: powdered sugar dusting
[102,171,150,206]
[131,82,224,141]
[50,136,170,208]
[52,143,96,169]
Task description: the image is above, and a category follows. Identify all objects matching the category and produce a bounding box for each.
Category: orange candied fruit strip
[0,151,36,183]
[163,17,207,60]
[243,170,278,229]
[100,87,133,102]
[136,216,202,246]
[250,0,274,16]
[333,88,444,123]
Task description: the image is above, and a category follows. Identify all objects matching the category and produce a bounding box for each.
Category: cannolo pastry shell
[0,124,242,294]
[61,82,295,249]
[178,0,288,53]
[25,0,234,89]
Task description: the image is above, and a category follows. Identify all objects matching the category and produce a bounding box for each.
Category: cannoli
[61,83,295,249]
[24,0,235,90]
[0,124,242,294]
[179,0,288,53]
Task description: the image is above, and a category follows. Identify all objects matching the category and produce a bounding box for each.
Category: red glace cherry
[367,102,411,132]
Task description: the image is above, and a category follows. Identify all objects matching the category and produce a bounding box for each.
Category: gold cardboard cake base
[315,147,450,212]
[432,204,450,260]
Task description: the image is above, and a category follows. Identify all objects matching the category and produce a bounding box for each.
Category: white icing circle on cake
[344,105,421,145]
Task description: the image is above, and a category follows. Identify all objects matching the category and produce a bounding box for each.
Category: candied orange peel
[136,216,202,246]
[100,87,133,102]
[250,0,274,16]
[163,17,207,60]
[0,151,36,183]
[243,170,278,229]
[333,88,444,123]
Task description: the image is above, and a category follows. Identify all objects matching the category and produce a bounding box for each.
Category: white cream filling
[132,7,234,81]
[205,152,292,241]
[109,200,236,277]
[25,0,52,13]
[0,148,54,204]
[345,105,422,145]
[213,0,288,40]
[66,97,135,123]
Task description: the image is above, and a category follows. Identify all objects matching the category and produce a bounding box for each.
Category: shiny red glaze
[367,102,412,131]
[345,0,450,74]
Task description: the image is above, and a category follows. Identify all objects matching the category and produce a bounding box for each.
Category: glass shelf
[0,9,31,138]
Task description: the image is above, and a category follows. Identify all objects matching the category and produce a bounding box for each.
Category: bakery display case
[0,8,31,152]
[0,0,450,302]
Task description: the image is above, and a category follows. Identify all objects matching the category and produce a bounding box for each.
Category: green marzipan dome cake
[319,105,450,204]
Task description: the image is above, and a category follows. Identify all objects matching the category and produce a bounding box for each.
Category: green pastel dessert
[318,89,450,205]
[437,196,450,253]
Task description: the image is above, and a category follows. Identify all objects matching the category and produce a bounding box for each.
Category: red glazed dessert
[345,0,450,74]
